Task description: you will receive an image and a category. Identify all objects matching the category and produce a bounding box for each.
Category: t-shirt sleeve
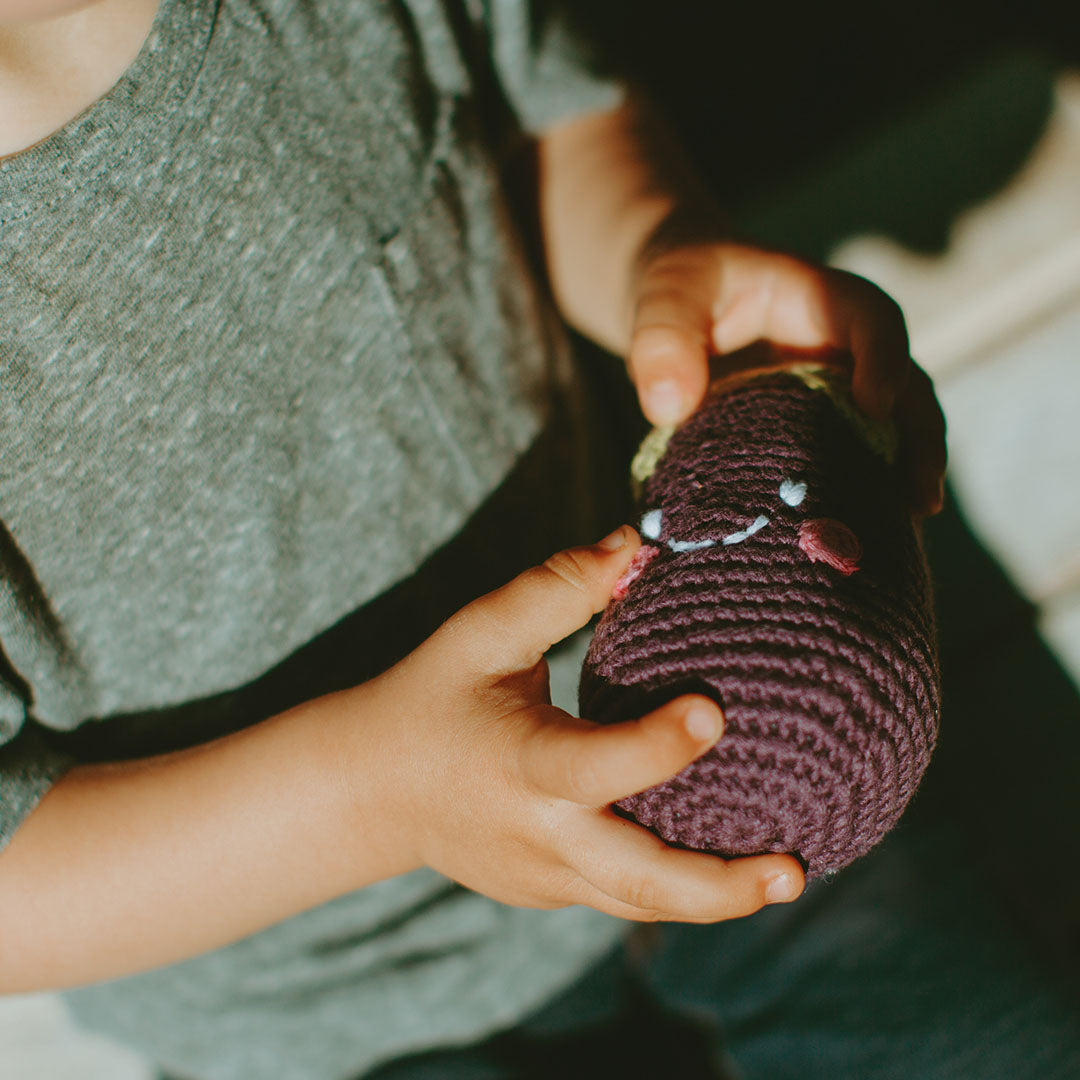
[481,0,625,133]
[0,675,74,853]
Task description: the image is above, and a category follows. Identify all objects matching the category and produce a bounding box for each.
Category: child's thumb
[445,527,639,676]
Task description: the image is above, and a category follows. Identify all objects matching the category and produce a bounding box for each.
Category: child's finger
[565,810,804,922]
[820,271,945,511]
[446,528,640,676]
[628,259,715,424]
[827,270,912,420]
[895,364,948,516]
[519,695,724,807]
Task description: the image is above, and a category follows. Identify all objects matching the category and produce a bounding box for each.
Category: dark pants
[365,816,1080,1079]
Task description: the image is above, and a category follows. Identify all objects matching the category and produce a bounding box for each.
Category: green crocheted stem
[629,361,898,497]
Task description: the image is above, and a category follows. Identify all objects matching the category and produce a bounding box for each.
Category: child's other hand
[628,236,947,516]
[353,527,804,922]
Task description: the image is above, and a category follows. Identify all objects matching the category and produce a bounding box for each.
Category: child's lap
[366,817,1080,1080]
[647,817,1079,1079]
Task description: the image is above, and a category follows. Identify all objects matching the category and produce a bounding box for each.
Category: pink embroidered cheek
[611,545,660,600]
[799,518,862,575]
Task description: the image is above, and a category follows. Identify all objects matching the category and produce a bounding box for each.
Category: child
[2,2,1074,1079]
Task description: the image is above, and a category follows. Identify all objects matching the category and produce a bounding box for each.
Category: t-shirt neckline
[0,0,218,222]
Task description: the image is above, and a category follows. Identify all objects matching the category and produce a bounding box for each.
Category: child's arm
[536,96,947,516]
[0,527,803,995]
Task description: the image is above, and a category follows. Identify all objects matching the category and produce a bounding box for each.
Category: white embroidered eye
[641,509,663,539]
[779,479,807,507]
[722,515,770,545]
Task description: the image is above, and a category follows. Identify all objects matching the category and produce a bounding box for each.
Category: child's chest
[0,0,557,729]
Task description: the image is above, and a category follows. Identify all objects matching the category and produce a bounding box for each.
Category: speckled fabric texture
[579,367,940,877]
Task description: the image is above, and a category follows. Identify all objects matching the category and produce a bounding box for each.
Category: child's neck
[0,0,158,160]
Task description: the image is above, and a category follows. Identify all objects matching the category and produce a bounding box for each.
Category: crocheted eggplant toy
[578,354,940,878]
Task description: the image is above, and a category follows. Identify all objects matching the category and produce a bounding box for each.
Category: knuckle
[544,865,583,905]
[639,245,714,282]
[539,550,592,597]
[636,272,691,299]
[518,859,583,910]
[621,873,663,915]
[632,321,703,353]
[630,332,707,380]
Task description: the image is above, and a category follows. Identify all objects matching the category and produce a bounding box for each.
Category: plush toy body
[578,362,940,877]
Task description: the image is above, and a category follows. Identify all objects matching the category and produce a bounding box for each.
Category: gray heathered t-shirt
[0,1,631,1077]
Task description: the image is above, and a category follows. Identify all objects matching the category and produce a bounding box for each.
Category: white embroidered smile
[642,478,807,551]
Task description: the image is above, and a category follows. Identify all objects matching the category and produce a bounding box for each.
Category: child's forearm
[0,688,417,994]
[536,95,725,356]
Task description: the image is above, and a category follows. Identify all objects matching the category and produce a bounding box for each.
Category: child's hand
[628,236,947,516]
[354,527,805,922]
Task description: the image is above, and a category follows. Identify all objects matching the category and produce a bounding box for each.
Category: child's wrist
[315,684,426,889]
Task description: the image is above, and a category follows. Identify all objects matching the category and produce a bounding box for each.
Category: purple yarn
[579,370,940,877]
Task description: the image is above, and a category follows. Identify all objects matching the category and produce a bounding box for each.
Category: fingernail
[684,704,722,743]
[642,380,688,424]
[765,873,798,904]
[597,526,630,551]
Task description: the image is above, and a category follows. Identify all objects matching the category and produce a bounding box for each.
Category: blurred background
[3,3,1079,1075]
